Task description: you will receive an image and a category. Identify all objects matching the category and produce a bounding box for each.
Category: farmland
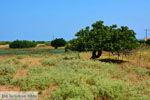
[0,45,150,100]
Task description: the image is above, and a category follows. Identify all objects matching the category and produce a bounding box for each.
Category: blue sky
[0,0,150,41]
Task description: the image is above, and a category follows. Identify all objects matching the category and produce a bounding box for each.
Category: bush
[145,39,150,45]
[139,39,150,46]
[138,40,146,45]
[51,38,66,49]
[66,38,85,51]
[9,40,37,48]
[12,58,20,64]
[22,64,28,69]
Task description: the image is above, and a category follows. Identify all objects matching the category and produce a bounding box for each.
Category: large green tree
[66,21,139,59]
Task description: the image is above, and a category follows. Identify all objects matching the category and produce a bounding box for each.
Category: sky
[0,0,150,41]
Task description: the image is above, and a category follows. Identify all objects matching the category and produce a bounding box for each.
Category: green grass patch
[0,64,18,75]
[0,64,18,85]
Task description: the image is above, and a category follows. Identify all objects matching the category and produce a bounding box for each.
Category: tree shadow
[99,58,127,64]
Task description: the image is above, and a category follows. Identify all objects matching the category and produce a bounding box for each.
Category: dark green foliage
[0,64,18,85]
[104,26,139,54]
[9,40,37,48]
[0,64,17,75]
[146,39,150,45]
[66,21,139,59]
[138,40,146,45]
[138,39,150,46]
[51,38,66,49]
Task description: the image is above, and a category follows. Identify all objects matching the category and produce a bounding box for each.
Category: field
[0,45,150,100]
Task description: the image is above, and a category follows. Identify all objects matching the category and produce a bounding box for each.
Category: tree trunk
[91,50,102,59]
[91,50,97,59]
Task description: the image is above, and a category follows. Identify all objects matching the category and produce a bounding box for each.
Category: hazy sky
[0,0,150,41]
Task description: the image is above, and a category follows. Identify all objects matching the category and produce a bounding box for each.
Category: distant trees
[51,38,66,49]
[146,39,150,45]
[138,39,150,45]
[138,40,146,45]
[66,21,139,59]
[9,40,37,48]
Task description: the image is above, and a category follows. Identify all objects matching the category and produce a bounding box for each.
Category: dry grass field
[0,45,150,100]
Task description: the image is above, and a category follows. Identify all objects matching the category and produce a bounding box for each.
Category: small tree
[9,40,37,48]
[51,38,66,49]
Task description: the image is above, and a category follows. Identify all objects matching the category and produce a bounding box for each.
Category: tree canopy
[51,38,66,49]
[66,21,139,59]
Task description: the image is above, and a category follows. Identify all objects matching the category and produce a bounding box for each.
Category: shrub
[12,56,150,100]
[138,40,146,45]
[9,40,37,48]
[51,38,66,49]
[0,64,18,76]
[4,60,11,64]
[0,75,13,85]
[145,39,150,45]
[13,74,54,90]
[22,64,28,69]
